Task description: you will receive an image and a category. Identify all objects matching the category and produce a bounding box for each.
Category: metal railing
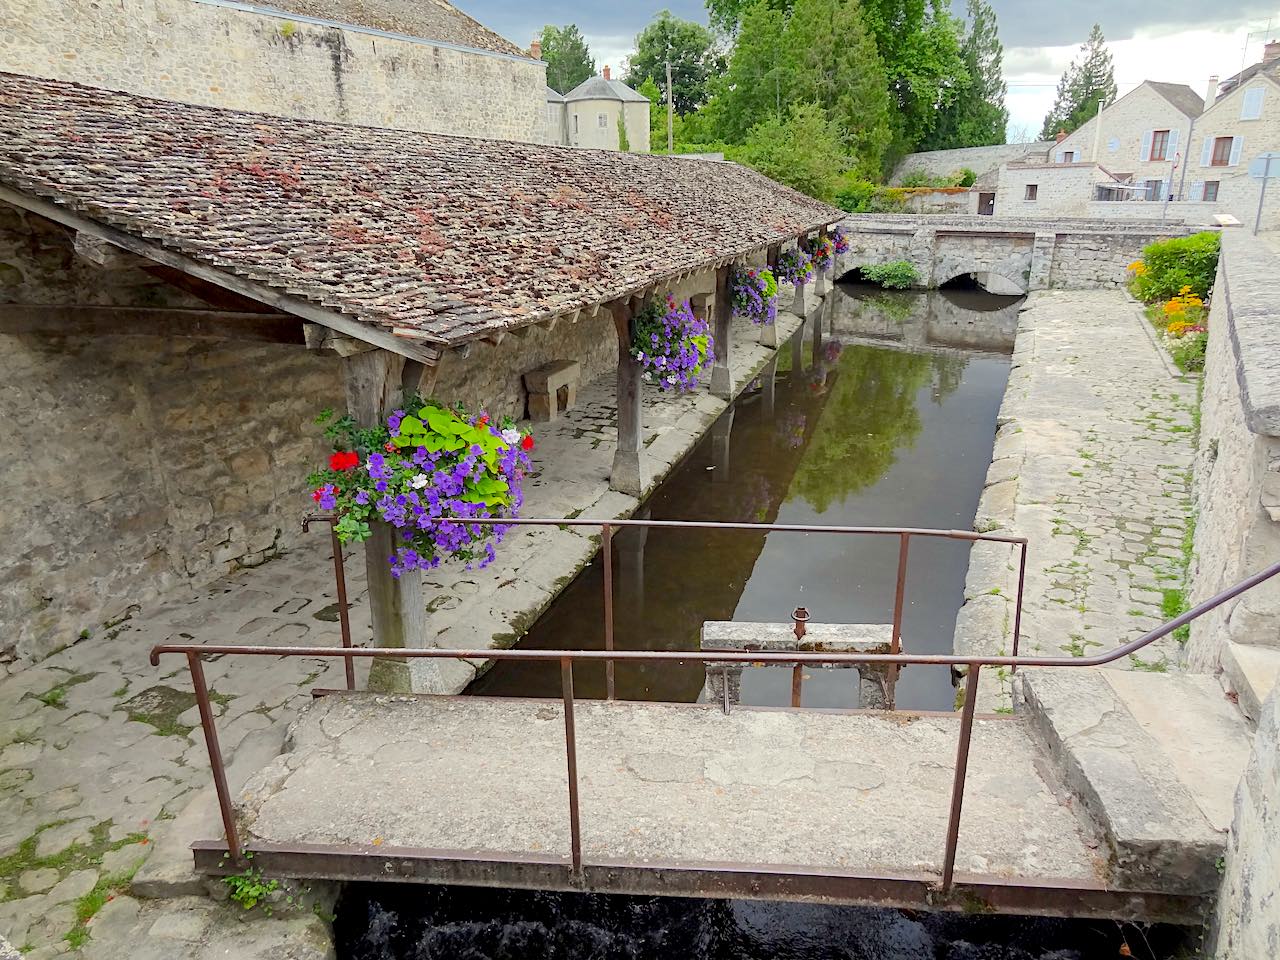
[151,518,1280,898]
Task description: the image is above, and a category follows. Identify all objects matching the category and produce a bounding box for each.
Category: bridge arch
[935,259,1028,296]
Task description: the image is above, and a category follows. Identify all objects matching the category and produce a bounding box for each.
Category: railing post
[329,523,356,691]
[601,523,615,701]
[941,665,981,893]
[561,658,583,876]
[188,651,243,864]
[887,533,910,708]
[1011,542,1028,672]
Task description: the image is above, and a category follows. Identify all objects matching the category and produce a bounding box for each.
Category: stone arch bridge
[837,214,1198,295]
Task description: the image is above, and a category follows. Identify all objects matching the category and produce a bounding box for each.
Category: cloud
[986,0,1277,47]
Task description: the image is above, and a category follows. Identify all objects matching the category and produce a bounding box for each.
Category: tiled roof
[0,73,841,348]
[564,76,651,104]
[1146,81,1204,118]
[1219,57,1280,95]
[252,0,527,57]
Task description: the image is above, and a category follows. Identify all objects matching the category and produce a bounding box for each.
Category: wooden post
[792,238,809,318]
[710,265,733,399]
[760,243,781,349]
[610,299,647,497]
[342,350,443,694]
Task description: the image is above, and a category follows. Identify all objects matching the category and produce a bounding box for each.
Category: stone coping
[842,213,1197,234]
[1220,231,1280,437]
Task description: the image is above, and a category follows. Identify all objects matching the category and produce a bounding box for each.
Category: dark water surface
[336,884,1192,960]
[470,285,1019,712]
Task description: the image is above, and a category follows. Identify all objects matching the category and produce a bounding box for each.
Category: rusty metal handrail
[150,550,1280,897]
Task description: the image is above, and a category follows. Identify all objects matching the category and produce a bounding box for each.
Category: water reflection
[468,284,1016,711]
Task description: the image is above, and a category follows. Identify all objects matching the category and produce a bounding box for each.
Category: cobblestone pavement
[0,303,816,957]
[954,291,1198,703]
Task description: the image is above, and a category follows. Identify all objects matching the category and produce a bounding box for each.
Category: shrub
[956,167,977,188]
[834,175,907,214]
[861,260,919,289]
[1129,231,1220,302]
[738,103,848,203]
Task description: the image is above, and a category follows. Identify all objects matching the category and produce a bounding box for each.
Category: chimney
[1265,40,1280,63]
[1055,129,1067,143]
[1205,74,1219,105]
[603,65,611,81]
[530,38,541,60]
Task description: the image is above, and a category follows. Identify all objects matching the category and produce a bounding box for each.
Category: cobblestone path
[954,291,1199,701]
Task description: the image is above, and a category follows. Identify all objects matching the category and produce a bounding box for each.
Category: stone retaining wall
[2,0,546,144]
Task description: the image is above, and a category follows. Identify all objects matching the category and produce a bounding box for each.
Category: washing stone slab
[1019,667,1251,894]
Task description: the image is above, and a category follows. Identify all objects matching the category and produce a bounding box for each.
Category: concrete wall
[1184,233,1280,717]
[1,0,546,143]
[891,141,1052,184]
[1184,76,1280,231]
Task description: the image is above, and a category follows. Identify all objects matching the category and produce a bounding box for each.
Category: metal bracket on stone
[700,621,893,712]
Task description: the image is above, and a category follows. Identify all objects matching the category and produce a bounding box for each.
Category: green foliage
[1169,334,1208,374]
[624,10,724,114]
[898,168,975,188]
[737,103,847,203]
[705,0,793,34]
[617,108,630,152]
[922,0,1008,150]
[834,176,907,213]
[957,167,977,187]
[638,77,665,147]
[861,260,919,289]
[540,24,595,94]
[1040,24,1117,139]
[1131,232,1220,302]
[223,853,281,913]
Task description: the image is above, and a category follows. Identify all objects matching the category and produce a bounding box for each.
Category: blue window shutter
[1167,129,1179,156]
[1200,137,1213,166]
[1189,181,1204,201]
[1055,150,1064,163]
[1141,130,1153,161]
[1242,87,1264,119]
[1230,136,1244,166]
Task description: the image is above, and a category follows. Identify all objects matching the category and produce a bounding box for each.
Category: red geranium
[329,451,359,471]
[521,435,535,451]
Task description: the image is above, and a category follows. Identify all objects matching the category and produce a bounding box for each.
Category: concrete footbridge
[837,214,1197,295]
[146,520,1280,926]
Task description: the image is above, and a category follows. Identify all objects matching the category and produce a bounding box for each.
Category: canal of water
[469,283,1019,712]
[334,284,1194,960]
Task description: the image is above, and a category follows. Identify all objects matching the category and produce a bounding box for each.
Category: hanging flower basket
[631,294,715,392]
[775,248,814,287]
[831,225,850,255]
[729,265,779,326]
[308,404,534,576]
[807,235,836,273]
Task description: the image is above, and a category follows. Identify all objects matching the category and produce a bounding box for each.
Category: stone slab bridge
[146,518,1280,927]
[837,214,1199,295]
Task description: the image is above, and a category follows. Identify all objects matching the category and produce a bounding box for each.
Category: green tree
[921,0,1008,149]
[540,24,595,94]
[637,77,666,148]
[624,10,724,115]
[712,0,789,144]
[737,103,848,203]
[705,0,794,35]
[1039,24,1117,139]
[618,109,631,152]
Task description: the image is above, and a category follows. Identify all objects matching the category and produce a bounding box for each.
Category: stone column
[760,243,781,348]
[1028,231,1057,290]
[709,266,734,399]
[610,299,647,497]
[342,350,443,694]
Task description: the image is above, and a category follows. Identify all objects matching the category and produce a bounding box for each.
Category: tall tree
[738,103,849,203]
[921,0,1008,149]
[637,77,666,147]
[705,0,793,35]
[540,24,595,95]
[1039,23,1117,139]
[625,11,724,115]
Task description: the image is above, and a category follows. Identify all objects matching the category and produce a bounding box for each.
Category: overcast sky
[457,1,1280,138]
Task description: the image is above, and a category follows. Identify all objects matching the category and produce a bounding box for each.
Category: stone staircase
[1019,667,1254,894]
[1221,641,1280,722]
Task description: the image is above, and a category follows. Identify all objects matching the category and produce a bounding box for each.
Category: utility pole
[665,58,674,152]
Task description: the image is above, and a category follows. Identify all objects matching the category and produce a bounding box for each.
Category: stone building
[0,72,839,664]
[1,0,547,143]
[546,67,653,152]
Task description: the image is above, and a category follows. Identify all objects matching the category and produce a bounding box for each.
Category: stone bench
[523,359,581,422]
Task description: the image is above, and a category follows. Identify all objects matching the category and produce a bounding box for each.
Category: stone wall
[995,163,1101,218]
[1184,232,1280,718]
[1211,684,1280,958]
[2,0,545,143]
[891,141,1053,183]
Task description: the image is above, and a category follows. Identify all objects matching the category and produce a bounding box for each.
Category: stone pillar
[1028,231,1057,290]
[791,246,809,318]
[710,408,733,483]
[709,266,734,399]
[610,299,647,497]
[760,243,781,348]
[342,350,443,694]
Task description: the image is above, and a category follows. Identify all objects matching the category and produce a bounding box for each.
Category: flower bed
[806,235,836,272]
[775,248,814,286]
[1151,286,1207,373]
[631,293,715,391]
[729,265,779,325]
[308,404,533,576]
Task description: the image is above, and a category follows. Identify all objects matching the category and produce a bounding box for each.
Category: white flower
[410,473,430,489]
[501,428,521,446]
